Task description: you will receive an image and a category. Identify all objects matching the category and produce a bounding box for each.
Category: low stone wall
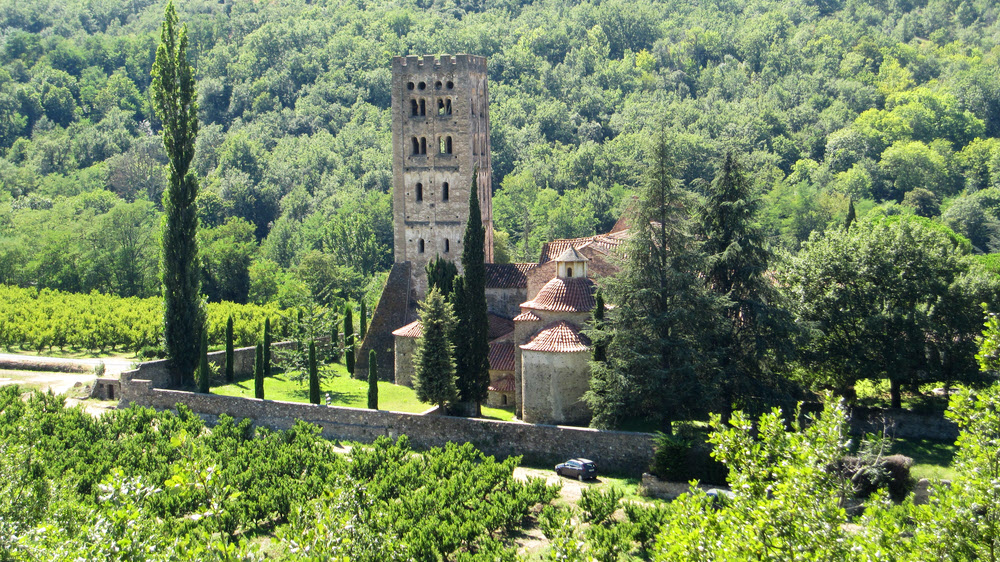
[848,406,958,441]
[121,380,656,474]
[639,473,725,500]
[119,341,297,389]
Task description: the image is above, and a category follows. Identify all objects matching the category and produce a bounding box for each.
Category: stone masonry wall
[119,341,297,389]
[121,379,656,474]
[356,262,413,382]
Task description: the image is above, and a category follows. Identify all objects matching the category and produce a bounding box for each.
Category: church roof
[392,320,422,338]
[553,246,589,262]
[538,232,629,264]
[521,277,596,313]
[520,321,591,353]
[488,341,515,372]
[485,263,536,289]
[514,310,542,322]
[488,373,515,393]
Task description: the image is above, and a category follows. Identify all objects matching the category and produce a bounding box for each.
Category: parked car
[555,458,597,481]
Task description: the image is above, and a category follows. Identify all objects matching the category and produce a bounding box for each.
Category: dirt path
[0,352,133,375]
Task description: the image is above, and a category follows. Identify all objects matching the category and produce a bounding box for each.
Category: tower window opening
[447,80,454,89]
[442,182,449,201]
[437,98,452,116]
[410,99,418,116]
[411,137,420,155]
[418,239,425,253]
[435,80,442,90]
[420,137,427,154]
[438,136,452,154]
[407,81,414,90]
[444,239,450,253]
[419,99,426,116]
[416,182,423,202]
[471,98,476,116]
[418,81,426,90]
[567,267,573,277]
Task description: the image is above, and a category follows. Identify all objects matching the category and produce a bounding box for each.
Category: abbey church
[356,55,629,426]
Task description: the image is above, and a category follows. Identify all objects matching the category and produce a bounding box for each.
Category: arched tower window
[420,137,427,154]
[418,239,425,253]
[567,267,573,277]
[439,136,452,154]
[410,99,418,116]
[416,183,423,202]
[411,137,419,155]
[442,182,449,201]
[444,239,450,253]
[419,99,426,116]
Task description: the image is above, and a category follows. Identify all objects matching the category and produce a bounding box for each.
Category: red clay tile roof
[488,373,515,393]
[520,321,591,353]
[514,310,542,322]
[485,263,536,289]
[392,320,422,338]
[488,313,515,340]
[521,277,596,313]
[488,341,515,372]
[538,232,629,264]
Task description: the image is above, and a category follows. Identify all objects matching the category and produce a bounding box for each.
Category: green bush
[650,431,728,485]
[579,486,623,524]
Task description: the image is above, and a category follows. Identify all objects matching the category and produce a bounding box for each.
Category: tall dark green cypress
[592,290,607,363]
[414,288,458,411]
[360,300,367,340]
[425,257,458,297]
[453,175,490,411]
[152,0,202,386]
[331,321,341,362]
[344,306,355,375]
[308,341,320,405]
[224,315,234,382]
[254,343,264,399]
[196,329,210,393]
[367,350,378,410]
[263,317,272,376]
[845,197,857,231]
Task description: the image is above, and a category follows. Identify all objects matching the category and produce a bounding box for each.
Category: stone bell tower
[391,54,494,299]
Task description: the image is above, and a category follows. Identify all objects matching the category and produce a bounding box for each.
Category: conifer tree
[453,176,490,411]
[196,329,210,393]
[591,290,607,363]
[330,321,341,362]
[700,152,796,417]
[254,343,264,399]
[224,315,234,383]
[845,197,857,231]
[585,135,727,433]
[414,288,458,411]
[344,306,355,375]
[308,341,320,405]
[360,300,367,340]
[263,317,272,376]
[426,257,458,297]
[152,0,202,386]
[367,350,378,410]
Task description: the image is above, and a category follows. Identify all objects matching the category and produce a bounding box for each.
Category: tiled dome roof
[513,310,541,322]
[521,277,596,313]
[520,321,591,353]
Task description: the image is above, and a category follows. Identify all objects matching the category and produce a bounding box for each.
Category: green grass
[211,362,515,420]
[893,437,958,480]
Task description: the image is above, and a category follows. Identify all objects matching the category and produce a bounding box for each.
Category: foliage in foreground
[0,386,557,560]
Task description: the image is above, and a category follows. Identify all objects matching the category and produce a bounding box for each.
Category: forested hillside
[0,0,998,307]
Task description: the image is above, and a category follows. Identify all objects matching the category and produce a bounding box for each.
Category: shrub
[579,486,623,525]
[835,454,915,502]
[650,431,728,485]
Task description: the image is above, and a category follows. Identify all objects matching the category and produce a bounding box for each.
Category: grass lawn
[893,437,958,480]
[211,362,515,420]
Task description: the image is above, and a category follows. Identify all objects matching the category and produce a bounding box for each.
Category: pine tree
[367,350,378,410]
[585,135,727,433]
[308,341,320,405]
[591,290,607,363]
[263,317,272,376]
[700,152,796,417]
[426,257,458,297]
[196,329,210,393]
[224,315,234,383]
[360,300,367,340]
[344,306,355,375]
[152,0,202,386]
[453,176,490,411]
[845,197,857,231]
[414,288,458,411]
[254,343,265,399]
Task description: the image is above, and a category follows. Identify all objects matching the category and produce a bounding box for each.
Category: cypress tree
[453,175,490,411]
[152,0,202,386]
[368,350,378,409]
[360,300,368,340]
[414,288,458,411]
[344,306,355,375]
[425,257,458,297]
[591,290,607,363]
[196,329,210,393]
[845,197,857,231]
[224,315,234,383]
[331,321,341,362]
[254,343,264,399]
[263,317,272,376]
[308,341,320,405]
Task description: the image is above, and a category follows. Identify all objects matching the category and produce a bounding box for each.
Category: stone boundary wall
[121,379,656,474]
[847,405,958,441]
[119,341,298,389]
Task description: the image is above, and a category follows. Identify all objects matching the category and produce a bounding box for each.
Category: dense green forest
[0,0,998,307]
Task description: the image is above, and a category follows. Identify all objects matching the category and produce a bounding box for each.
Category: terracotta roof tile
[392,320,422,338]
[485,263,536,289]
[488,313,514,340]
[520,321,591,353]
[488,341,515,372]
[538,232,628,264]
[514,310,541,322]
[488,373,514,393]
[521,277,596,313]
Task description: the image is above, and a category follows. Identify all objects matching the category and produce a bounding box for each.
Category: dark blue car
[555,458,597,481]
